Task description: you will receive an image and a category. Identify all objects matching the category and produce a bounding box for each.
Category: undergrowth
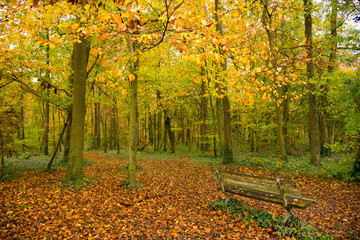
[209,198,333,240]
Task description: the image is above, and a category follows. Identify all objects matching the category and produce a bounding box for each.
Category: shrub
[209,198,333,239]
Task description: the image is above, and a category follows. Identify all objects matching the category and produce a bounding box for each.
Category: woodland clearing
[0,152,359,239]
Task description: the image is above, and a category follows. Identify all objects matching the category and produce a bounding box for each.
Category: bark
[149,113,153,145]
[304,0,321,165]
[209,96,217,157]
[94,92,101,149]
[110,102,117,149]
[0,129,4,179]
[103,103,108,153]
[128,41,139,186]
[43,33,50,156]
[200,66,209,154]
[276,103,287,161]
[320,0,337,157]
[156,91,162,151]
[65,34,90,180]
[261,0,287,161]
[164,115,175,153]
[215,0,234,164]
[20,105,25,151]
[62,50,74,163]
[47,116,69,171]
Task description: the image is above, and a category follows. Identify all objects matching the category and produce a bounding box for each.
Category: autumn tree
[304,0,321,165]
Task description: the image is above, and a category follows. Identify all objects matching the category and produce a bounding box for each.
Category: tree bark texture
[128,42,140,186]
[215,0,234,164]
[66,36,89,180]
[304,0,321,166]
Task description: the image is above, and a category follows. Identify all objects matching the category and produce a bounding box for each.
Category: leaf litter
[0,152,359,239]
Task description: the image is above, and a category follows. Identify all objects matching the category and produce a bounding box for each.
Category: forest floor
[1,152,359,239]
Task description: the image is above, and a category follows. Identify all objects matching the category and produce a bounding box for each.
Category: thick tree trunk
[65,35,89,181]
[304,0,321,166]
[215,0,234,164]
[128,42,139,186]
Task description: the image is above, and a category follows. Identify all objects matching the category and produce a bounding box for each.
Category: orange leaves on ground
[1,153,359,239]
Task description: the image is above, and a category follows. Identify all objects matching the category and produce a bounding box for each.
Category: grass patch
[210,198,333,240]
[1,163,15,182]
[61,176,98,189]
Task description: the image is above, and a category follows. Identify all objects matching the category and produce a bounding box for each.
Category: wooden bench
[215,170,317,223]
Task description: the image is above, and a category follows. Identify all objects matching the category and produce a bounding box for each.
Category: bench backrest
[217,170,301,198]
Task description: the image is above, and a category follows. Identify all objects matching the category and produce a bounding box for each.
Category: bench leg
[283,208,296,224]
[225,194,234,204]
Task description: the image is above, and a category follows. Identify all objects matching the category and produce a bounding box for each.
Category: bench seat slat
[221,186,316,209]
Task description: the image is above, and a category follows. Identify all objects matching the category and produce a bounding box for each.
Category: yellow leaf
[49,43,55,49]
[129,74,135,81]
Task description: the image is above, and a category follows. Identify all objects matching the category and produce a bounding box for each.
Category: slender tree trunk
[320,0,337,157]
[128,42,139,186]
[209,95,217,157]
[0,129,4,179]
[20,105,25,151]
[156,91,162,151]
[261,0,287,161]
[62,50,74,163]
[200,67,209,154]
[276,102,287,161]
[153,113,157,151]
[43,101,50,155]
[47,116,69,171]
[94,92,101,149]
[65,34,90,180]
[164,115,175,153]
[304,0,321,165]
[149,113,153,145]
[103,103,108,153]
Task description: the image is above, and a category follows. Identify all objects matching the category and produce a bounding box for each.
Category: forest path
[0,152,359,239]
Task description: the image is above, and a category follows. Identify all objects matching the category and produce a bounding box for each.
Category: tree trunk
[215,0,234,164]
[304,0,321,166]
[320,0,337,157]
[47,116,69,171]
[261,0,287,161]
[62,49,74,164]
[43,100,50,155]
[156,91,162,151]
[128,41,139,186]
[0,129,4,179]
[103,103,108,153]
[276,102,287,161]
[94,92,101,149]
[164,115,175,153]
[65,34,89,181]
[20,105,25,151]
[200,66,209,154]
